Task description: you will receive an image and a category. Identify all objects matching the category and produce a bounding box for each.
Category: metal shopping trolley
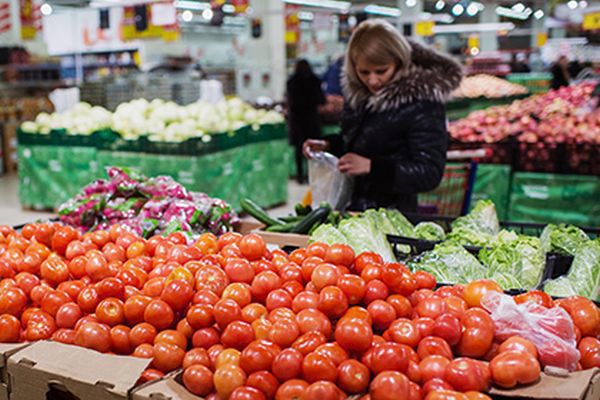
[417,148,490,217]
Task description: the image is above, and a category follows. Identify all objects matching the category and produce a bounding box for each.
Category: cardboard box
[132,371,200,400]
[0,343,29,400]
[7,341,151,400]
[490,368,600,400]
[237,219,310,248]
[1,122,18,173]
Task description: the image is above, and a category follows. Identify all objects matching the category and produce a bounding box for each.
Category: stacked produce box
[17,99,288,211]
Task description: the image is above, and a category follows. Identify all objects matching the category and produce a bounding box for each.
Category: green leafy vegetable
[309,224,348,246]
[446,226,495,247]
[540,224,590,256]
[451,200,500,236]
[384,209,414,237]
[337,217,396,262]
[414,222,446,241]
[409,242,486,284]
[363,209,399,236]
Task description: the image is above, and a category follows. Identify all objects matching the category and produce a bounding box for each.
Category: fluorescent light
[534,9,544,20]
[181,10,193,22]
[452,4,464,16]
[567,0,578,9]
[174,1,209,11]
[406,0,417,7]
[580,0,588,7]
[435,0,445,11]
[40,3,53,16]
[298,11,314,21]
[512,3,525,13]
[222,4,235,13]
[283,0,351,11]
[364,5,401,18]
[495,6,532,20]
[202,8,213,19]
[433,22,515,34]
[466,3,479,16]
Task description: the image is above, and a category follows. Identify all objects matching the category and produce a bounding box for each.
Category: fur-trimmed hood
[342,39,464,112]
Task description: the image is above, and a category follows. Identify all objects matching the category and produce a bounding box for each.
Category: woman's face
[355,56,397,94]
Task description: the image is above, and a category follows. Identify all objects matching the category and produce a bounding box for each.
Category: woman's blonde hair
[344,19,412,88]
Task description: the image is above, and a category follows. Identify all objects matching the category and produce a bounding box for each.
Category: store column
[530,1,548,49]
[237,0,286,102]
[480,2,499,52]
[397,0,424,38]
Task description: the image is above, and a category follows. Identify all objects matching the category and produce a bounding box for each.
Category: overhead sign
[536,32,548,47]
[415,20,435,37]
[468,34,480,49]
[121,3,179,41]
[20,0,36,40]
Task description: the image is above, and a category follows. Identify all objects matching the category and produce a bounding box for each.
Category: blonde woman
[304,19,463,212]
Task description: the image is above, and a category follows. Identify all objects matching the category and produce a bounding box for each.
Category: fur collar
[342,39,464,112]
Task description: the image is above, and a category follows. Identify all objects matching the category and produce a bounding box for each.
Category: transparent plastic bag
[308,151,353,210]
[481,291,580,372]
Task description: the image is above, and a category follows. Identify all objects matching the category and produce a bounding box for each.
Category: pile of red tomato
[0,223,599,400]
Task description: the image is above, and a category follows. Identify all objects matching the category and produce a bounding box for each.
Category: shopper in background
[287,59,326,184]
[510,53,531,73]
[322,55,344,96]
[303,19,463,212]
[551,55,570,90]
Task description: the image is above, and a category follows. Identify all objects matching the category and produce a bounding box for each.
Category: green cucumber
[294,203,312,216]
[280,215,304,223]
[265,221,298,232]
[240,199,284,227]
[291,206,331,234]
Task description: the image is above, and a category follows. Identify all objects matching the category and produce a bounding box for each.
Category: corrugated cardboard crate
[237,219,309,248]
[490,368,600,400]
[7,341,151,400]
[132,370,199,400]
[0,343,29,400]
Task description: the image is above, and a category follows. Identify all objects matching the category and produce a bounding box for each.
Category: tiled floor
[0,172,308,227]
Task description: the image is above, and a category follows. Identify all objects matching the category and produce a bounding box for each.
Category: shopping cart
[417,148,490,217]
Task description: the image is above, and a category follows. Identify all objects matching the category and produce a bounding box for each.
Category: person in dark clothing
[551,55,570,90]
[303,19,463,212]
[510,53,530,73]
[287,59,326,183]
[322,56,344,96]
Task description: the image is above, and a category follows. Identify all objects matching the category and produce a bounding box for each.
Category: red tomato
[239,234,266,261]
[160,279,193,311]
[110,325,132,355]
[96,297,125,326]
[192,327,220,349]
[302,352,337,383]
[292,291,319,313]
[314,342,348,367]
[214,365,247,400]
[214,298,243,329]
[445,358,490,392]
[124,295,151,325]
[417,337,453,360]
[335,318,373,353]
[490,350,541,388]
[456,308,494,358]
[279,264,303,284]
[251,271,282,303]
[292,331,327,356]
[369,371,410,400]
[388,319,421,348]
[336,274,366,305]
[272,348,303,381]
[318,286,349,319]
[337,359,370,394]
[230,386,267,400]
[143,299,174,331]
[560,298,600,337]
[421,378,455,397]
[578,337,600,369]
[382,264,417,297]
[268,318,299,348]
[498,336,538,358]
[74,322,111,353]
[183,364,214,396]
[432,313,462,346]
[0,314,20,342]
[186,304,215,330]
[419,355,450,382]
[154,329,187,350]
[274,379,309,400]
[265,289,293,311]
[414,271,437,290]
[462,280,502,308]
[305,381,341,400]
[153,342,185,372]
[55,302,83,329]
[367,300,397,331]
[242,303,268,324]
[387,295,412,319]
[0,287,27,316]
[416,297,446,319]
[311,264,341,292]
[52,328,76,345]
[195,265,229,296]
[225,259,255,284]
[354,252,383,274]
[324,244,355,267]
[222,321,255,350]
[363,280,389,305]
[296,308,332,338]
[514,290,554,308]
[129,322,158,347]
[183,348,211,369]
[369,342,410,374]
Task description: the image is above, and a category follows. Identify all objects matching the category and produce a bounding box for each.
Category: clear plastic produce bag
[481,291,580,372]
[308,151,353,211]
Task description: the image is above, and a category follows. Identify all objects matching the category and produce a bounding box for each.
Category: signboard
[231,0,249,14]
[285,5,300,45]
[0,1,11,35]
[20,0,35,39]
[583,12,600,30]
[415,20,434,37]
[121,2,179,41]
[468,34,480,49]
[536,32,548,48]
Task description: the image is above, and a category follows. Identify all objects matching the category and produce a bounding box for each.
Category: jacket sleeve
[368,102,448,194]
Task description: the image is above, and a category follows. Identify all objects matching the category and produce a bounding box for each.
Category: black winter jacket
[330,40,463,212]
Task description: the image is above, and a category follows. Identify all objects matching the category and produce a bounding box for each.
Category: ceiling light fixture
[466,3,479,16]
[452,4,464,16]
[567,0,578,9]
[364,5,401,18]
[406,0,417,7]
[174,1,209,11]
[202,8,214,20]
[433,22,515,34]
[283,0,351,11]
[181,10,193,22]
[435,0,445,11]
[534,9,544,20]
[579,1,588,8]
[40,2,53,16]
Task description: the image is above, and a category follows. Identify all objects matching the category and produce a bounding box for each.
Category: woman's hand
[303,139,329,158]
[338,153,371,176]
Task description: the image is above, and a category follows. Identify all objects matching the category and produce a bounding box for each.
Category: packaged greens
[414,222,446,241]
[540,224,590,256]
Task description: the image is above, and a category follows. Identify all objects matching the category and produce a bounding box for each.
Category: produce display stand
[446,93,530,121]
[16,123,290,211]
[507,72,552,94]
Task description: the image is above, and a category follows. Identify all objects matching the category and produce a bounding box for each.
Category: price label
[583,12,600,30]
[415,21,434,37]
